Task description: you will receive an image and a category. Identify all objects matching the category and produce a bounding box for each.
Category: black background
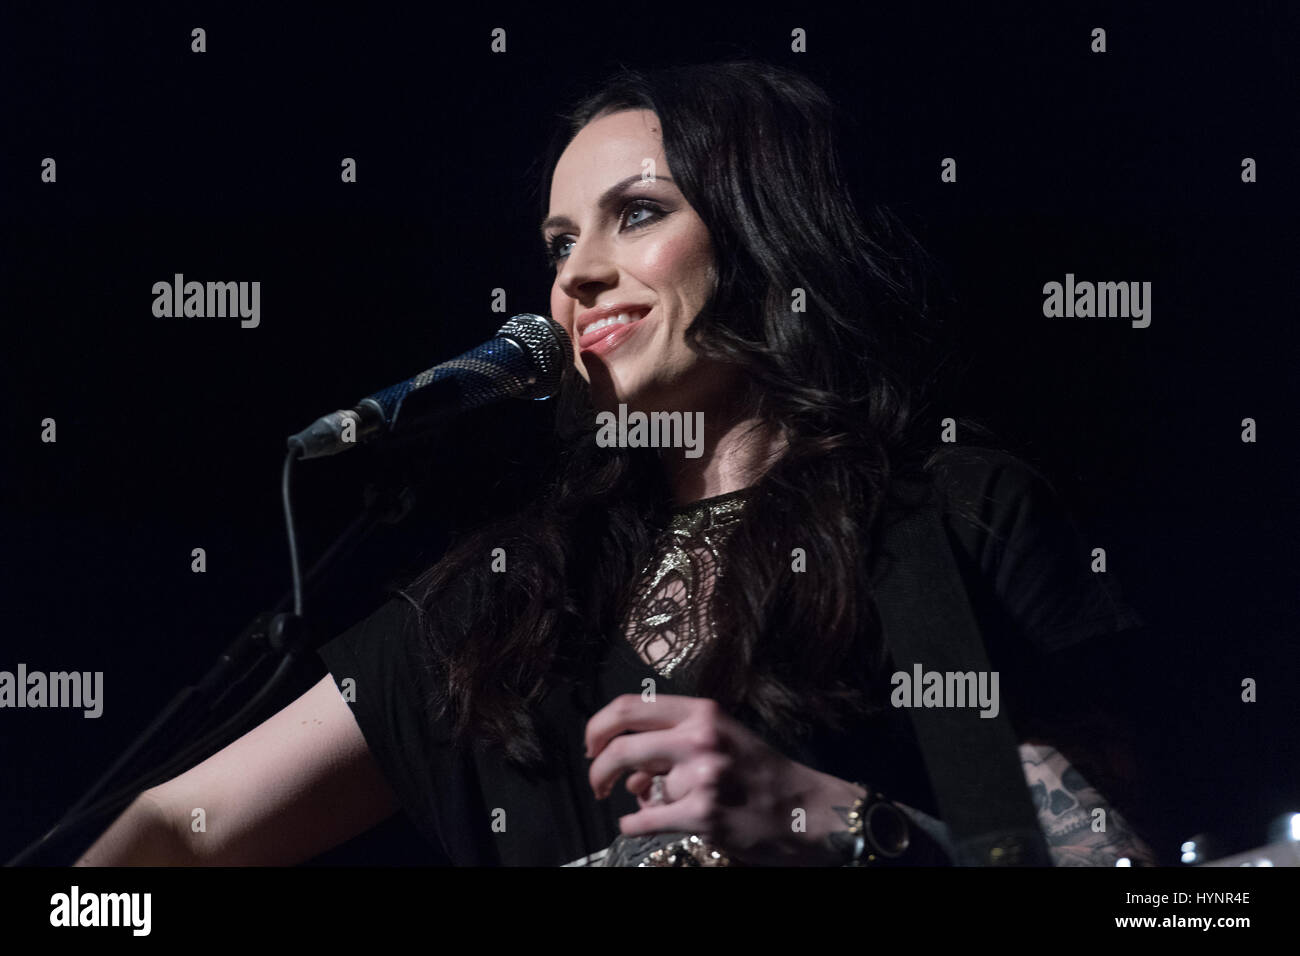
[2,1,1297,866]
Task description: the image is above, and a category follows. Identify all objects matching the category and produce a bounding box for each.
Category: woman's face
[544,109,730,415]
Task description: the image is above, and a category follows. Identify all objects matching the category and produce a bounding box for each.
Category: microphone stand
[8,316,564,866]
[5,467,417,867]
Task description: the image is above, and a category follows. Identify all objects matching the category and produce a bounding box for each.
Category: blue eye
[623,202,657,227]
[544,200,665,267]
[546,236,574,263]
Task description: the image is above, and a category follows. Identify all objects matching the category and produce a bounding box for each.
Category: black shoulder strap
[872,477,1052,866]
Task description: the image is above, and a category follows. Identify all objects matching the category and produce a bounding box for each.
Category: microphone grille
[496,313,571,399]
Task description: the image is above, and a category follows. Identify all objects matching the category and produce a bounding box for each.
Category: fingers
[628,769,677,806]
[583,693,700,761]
[587,694,734,797]
[588,729,679,800]
[584,695,743,847]
[626,769,654,800]
[617,791,713,838]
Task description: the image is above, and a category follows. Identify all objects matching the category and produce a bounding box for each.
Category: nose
[557,231,619,305]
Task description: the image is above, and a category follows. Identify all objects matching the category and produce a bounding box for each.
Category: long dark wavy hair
[405,60,986,771]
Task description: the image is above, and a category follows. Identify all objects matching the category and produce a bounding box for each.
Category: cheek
[549,288,576,343]
[640,235,715,317]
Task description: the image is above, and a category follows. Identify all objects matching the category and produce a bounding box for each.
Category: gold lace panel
[621,490,748,678]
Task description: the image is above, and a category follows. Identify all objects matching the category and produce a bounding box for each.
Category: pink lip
[578,309,651,356]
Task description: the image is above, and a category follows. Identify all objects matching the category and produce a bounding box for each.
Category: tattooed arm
[1020,741,1155,865]
[1020,703,1159,866]
[824,715,1157,866]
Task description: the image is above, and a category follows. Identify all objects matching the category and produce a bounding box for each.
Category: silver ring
[650,774,667,804]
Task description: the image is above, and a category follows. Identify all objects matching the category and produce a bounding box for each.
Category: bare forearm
[73,792,193,867]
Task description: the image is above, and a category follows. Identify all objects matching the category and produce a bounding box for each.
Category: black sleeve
[316,594,456,856]
[937,448,1145,652]
[932,448,1148,727]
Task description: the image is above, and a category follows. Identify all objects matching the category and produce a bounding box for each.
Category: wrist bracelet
[845,782,912,866]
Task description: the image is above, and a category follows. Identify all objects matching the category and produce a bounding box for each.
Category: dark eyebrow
[540,174,675,237]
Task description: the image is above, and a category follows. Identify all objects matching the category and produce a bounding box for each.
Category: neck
[658,406,787,507]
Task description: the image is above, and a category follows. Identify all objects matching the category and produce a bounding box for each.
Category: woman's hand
[584,693,865,866]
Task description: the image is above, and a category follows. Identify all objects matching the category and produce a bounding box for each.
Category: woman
[76,60,1156,867]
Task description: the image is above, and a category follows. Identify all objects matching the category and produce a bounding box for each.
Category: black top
[316,448,1145,865]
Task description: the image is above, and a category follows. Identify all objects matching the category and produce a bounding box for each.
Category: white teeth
[584,310,647,335]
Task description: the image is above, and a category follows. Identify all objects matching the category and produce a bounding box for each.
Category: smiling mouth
[578,308,651,352]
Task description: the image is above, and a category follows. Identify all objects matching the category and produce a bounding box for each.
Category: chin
[582,361,655,412]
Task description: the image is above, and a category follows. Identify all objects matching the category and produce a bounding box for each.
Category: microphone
[287,313,571,460]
